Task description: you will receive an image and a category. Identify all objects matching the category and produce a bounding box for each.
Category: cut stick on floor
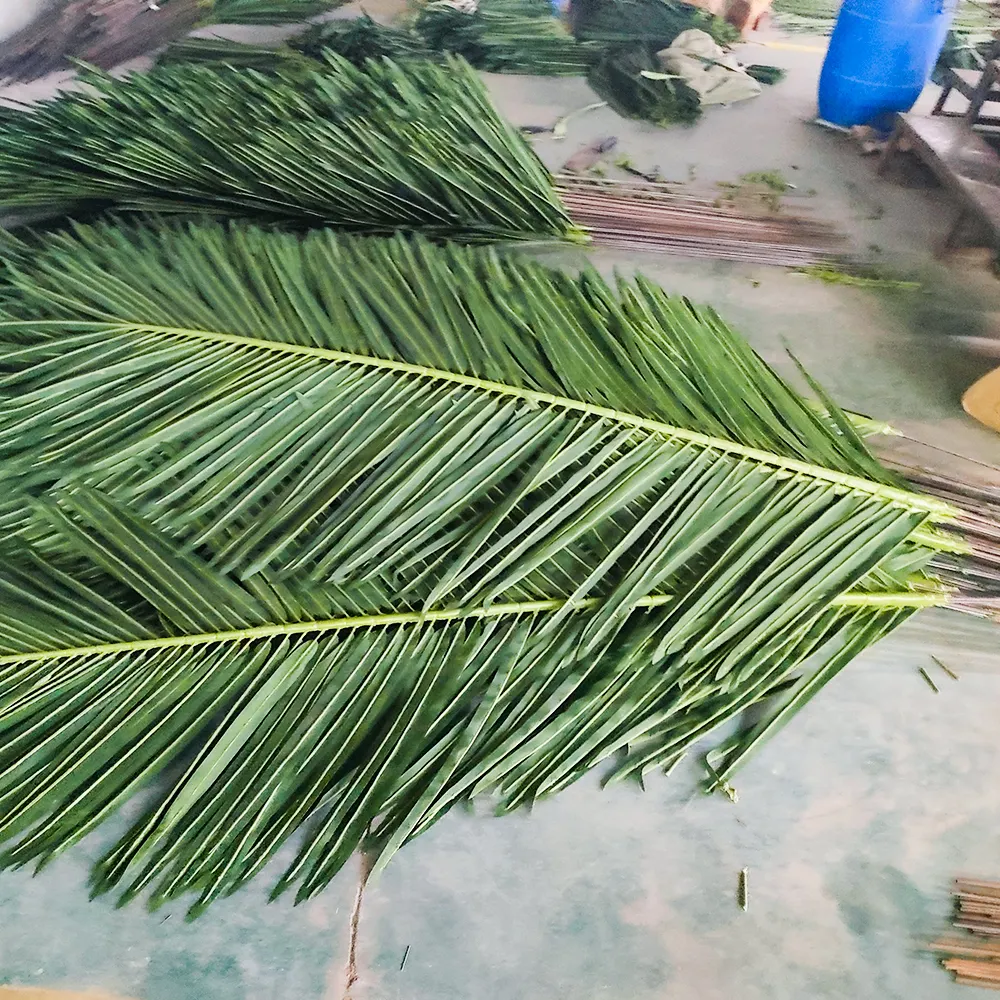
[738,868,749,912]
[919,666,940,693]
[932,655,960,680]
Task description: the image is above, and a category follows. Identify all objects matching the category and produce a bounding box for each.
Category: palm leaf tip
[0,220,955,915]
[0,56,573,242]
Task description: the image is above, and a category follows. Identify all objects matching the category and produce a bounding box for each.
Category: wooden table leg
[877,124,904,176]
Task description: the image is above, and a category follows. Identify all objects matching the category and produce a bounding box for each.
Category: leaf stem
[0,320,956,521]
[0,590,953,667]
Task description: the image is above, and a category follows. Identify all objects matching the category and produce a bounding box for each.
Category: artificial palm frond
[0,57,574,243]
[745,63,787,85]
[0,220,955,915]
[157,35,311,71]
[413,0,599,75]
[209,0,343,22]
[290,15,432,64]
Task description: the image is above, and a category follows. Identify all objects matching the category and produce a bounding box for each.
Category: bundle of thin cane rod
[931,878,1000,989]
[556,175,845,265]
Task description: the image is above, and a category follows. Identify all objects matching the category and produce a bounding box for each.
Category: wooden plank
[929,937,1000,959]
[955,921,1000,935]
[956,879,1000,899]
[944,957,1000,985]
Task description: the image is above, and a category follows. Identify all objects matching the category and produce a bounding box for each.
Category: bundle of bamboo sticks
[931,879,1000,989]
[555,174,846,266]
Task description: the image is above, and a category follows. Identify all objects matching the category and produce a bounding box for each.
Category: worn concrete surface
[1,18,999,1000]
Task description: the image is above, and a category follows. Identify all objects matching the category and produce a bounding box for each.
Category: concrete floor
[1,19,1000,1000]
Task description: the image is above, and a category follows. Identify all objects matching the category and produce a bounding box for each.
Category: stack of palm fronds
[571,0,740,46]
[188,0,599,76]
[210,0,340,22]
[0,213,958,915]
[289,15,433,66]
[157,35,316,71]
[0,57,575,242]
[413,0,597,75]
[569,0,743,125]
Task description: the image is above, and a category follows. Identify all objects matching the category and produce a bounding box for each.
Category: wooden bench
[879,113,1000,250]
[933,53,1000,127]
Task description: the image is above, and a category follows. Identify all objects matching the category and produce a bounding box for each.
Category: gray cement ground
[1,18,999,1000]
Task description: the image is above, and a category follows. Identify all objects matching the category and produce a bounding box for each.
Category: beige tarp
[657,29,762,106]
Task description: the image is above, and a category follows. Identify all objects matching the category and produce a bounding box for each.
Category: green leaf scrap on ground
[795,266,922,290]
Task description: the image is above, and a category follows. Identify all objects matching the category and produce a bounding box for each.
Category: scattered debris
[738,867,749,911]
[919,666,940,693]
[716,172,790,214]
[562,136,618,173]
[615,154,665,182]
[850,124,889,156]
[552,101,608,139]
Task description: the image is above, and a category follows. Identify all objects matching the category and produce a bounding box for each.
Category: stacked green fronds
[571,0,739,48]
[290,0,596,75]
[567,0,738,126]
[414,0,598,75]
[208,0,343,22]
[745,64,786,85]
[158,36,312,71]
[0,57,574,242]
[291,15,432,64]
[0,219,953,914]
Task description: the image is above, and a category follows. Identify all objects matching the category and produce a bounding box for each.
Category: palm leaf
[208,0,345,23]
[0,57,574,242]
[157,36,314,70]
[0,220,954,915]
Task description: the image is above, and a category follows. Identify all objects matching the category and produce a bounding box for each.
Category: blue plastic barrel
[818,0,956,130]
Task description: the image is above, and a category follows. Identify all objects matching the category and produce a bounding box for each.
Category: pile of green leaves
[209,0,341,22]
[588,45,702,126]
[414,0,597,75]
[566,0,742,125]
[288,0,595,75]
[0,56,575,242]
[291,14,432,64]
[158,35,316,70]
[0,217,953,914]
[571,0,739,48]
